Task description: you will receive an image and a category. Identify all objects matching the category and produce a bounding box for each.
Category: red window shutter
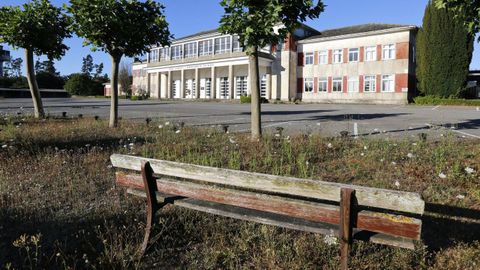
[298,52,304,66]
[297,78,304,93]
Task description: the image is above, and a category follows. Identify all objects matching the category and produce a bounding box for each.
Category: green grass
[0,117,479,269]
[414,96,480,106]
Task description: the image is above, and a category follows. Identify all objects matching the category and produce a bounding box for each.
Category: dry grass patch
[0,117,479,269]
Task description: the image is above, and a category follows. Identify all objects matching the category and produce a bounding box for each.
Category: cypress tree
[416,0,473,98]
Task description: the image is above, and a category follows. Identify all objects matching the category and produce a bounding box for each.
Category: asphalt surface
[1,97,479,139]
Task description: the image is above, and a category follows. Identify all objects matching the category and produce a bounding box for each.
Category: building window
[305,52,314,65]
[365,46,376,61]
[215,36,231,54]
[382,75,395,92]
[159,47,170,61]
[318,50,327,65]
[219,77,229,99]
[184,42,197,58]
[332,77,343,92]
[304,78,313,93]
[232,36,242,52]
[364,75,376,92]
[348,76,359,92]
[333,49,343,64]
[260,75,267,98]
[319,77,327,92]
[382,44,396,60]
[149,49,159,62]
[235,76,247,98]
[199,40,213,56]
[171,45,183,60]
[348,48,359,62]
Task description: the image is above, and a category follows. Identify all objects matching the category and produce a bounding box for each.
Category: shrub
[64,73,103,96]
[240,95,251,103]
[35,72,65,89]
[414,96,480,106]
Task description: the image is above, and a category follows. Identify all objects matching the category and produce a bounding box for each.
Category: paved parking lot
[1,97,479,139]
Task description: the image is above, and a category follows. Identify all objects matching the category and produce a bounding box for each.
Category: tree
[417,0,473,98]
[94,63,104,78]
[81,54,94,75]
[119,62,132,97]
[3,57,22,77]
[0,0,71,118]
[64,73,103,96]
[220,0,324,139]
[436,0,480,36]
[35,59,59,75]
[69,0,171,128]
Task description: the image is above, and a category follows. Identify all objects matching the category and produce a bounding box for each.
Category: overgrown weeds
[0,117,479,269]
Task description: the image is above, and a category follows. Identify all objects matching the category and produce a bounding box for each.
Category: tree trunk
[25,49,44,118]
[249,46,262,139]
[109,54,122,128]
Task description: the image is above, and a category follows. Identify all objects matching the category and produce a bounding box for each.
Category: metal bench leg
[140,161,161,257]
[339,188,355,270]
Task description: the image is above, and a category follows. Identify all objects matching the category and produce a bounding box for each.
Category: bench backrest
[111,154,424,242]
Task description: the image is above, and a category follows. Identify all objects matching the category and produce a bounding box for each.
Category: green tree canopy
[436,0,480,37]
[68,0,171,127]
[0,0,71,118]
[219,0,324,138]
[417,0,473,98]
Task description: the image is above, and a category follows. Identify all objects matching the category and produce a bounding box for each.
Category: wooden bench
[111,154,425,269]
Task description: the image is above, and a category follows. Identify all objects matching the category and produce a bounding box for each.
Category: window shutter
[298,53,304,66]
[297,78,304,93]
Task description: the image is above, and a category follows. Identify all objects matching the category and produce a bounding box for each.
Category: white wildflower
[85,144,91,147]
[360,152,365,156]
[438,173,447,179]
[275,133,281,137]
[456,194,465,200]
[465,167,475,174]
[364,146,368,150]
[229,137,236,144]
[327,143,333,149]
[129,143,134,147]
[175,130,181,134]
[391,161,397,165]
[394,181,400,188]
[323,234,338,246]
[1,144,7,149]
[380,158,384,162]
[407,153,414,159]
[316,122,321,126]
[158,125,163,129]
[412,143,417,146]
[165,121,170,126]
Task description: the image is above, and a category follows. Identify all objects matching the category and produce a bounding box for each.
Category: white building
[132,24,418,104]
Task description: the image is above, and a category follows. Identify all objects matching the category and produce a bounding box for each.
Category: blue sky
[1,0,479,76]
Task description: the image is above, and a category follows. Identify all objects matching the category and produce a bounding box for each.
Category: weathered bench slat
[127,188,416,250]
[117,172,422,240]
[111,154,425,214]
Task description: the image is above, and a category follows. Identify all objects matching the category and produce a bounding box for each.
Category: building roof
[301,23,416,41]
[175,28,220,42]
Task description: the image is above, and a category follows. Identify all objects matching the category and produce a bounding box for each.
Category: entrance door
[185,79,195,99]
[172,80,180,98]
[235,76,247,99]
[219,77,229,99]
[200,78,211,99]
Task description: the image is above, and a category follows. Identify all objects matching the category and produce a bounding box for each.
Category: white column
[157,72,161,99]
[195,68,200,99]
[160,73,168,99]
[211,66,216,99]
[180,69,185,98]
[167,70,171,98]
[228,65,234,99]
[266,71,272,100]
